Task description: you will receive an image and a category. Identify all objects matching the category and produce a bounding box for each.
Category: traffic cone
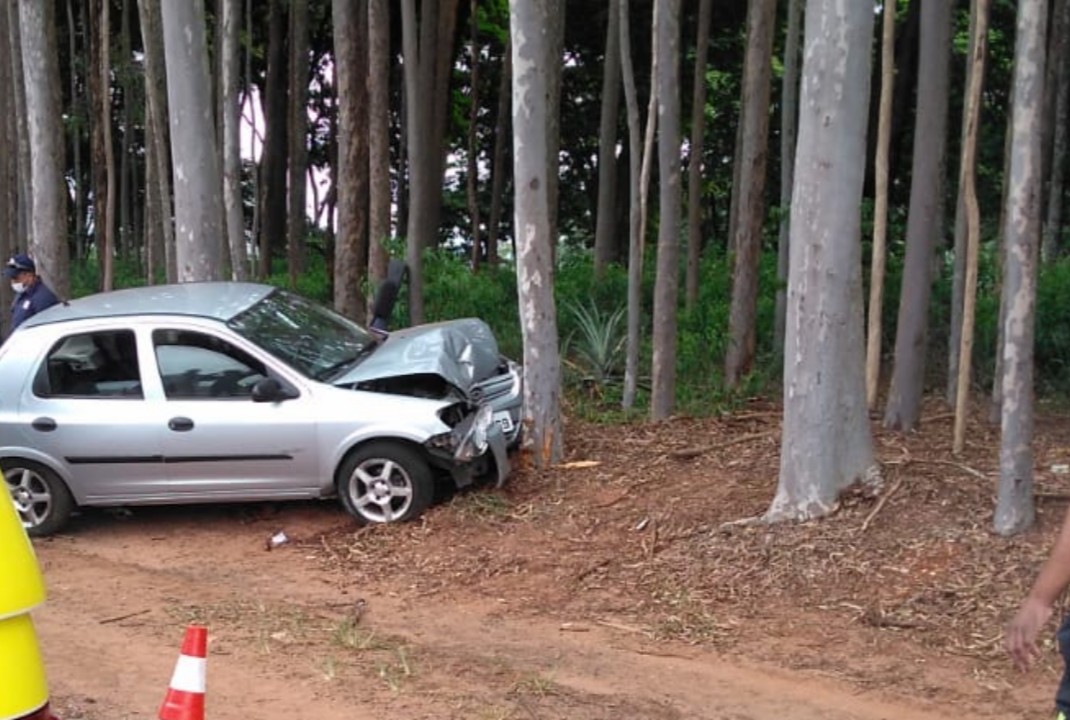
[158,624,207,720]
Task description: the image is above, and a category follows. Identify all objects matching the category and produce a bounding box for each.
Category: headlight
[453,403,493,462]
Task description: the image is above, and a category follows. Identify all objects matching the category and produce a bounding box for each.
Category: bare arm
[1006,504,1070,670]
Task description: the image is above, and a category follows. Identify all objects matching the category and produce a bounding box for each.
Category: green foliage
[561,299,626,388]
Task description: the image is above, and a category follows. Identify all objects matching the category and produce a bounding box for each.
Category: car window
[34,329,143,398]
[153,329,268,400]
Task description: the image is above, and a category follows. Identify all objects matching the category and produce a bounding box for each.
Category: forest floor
[32,396,1070,719]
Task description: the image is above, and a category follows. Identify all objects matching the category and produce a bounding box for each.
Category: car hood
[332,318,502,393]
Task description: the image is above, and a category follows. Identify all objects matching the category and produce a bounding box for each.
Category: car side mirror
[251,377,295,403]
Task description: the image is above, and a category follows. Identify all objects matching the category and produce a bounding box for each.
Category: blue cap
[4,254,35,279]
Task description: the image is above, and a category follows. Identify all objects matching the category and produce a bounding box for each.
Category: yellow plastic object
[0,614,49,720]
[0,489,46,620]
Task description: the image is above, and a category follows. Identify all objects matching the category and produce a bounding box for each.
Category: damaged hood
[332,318,502,393]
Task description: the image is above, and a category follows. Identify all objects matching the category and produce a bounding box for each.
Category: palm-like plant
[563,300,627,389]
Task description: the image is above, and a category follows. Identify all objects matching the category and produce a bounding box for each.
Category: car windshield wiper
[315,343,377,381]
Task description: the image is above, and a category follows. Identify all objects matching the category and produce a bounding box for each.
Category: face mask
[11,282,24,294]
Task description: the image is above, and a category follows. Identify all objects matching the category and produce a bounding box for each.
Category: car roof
[21,281,277,328]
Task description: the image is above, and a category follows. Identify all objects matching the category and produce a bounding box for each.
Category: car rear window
[33,330,143,399]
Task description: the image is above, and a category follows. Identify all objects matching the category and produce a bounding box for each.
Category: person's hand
[1005,596,1054,671]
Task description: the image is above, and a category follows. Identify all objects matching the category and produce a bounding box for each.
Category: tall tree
[650,0,682,419]
[953,0,991,455]
[510,0,563,467]
[724,0,777,388]
[258,0,288,278]
[99,0,116,290]
[486,42,512,267]
[774,0,803,350]
[136,0,176,283]
[995,0,1047,536]
[883,0,953,431]
[18,0,69,298]
[1043,0,1070,260]
[466,0,483,269]
[768,0,876,522]
[66,0,85,257]
[0,3,15,334]
[593,0,623,277]
[9,2,30,247]
[367,0,391,291]
[865,0,895,410]
[160,0,224,281]
[287,0,310,288]
[222,0,248,281]
[333,0,370,322]
[685,0,713,311]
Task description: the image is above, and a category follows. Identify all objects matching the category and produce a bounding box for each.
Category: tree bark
[594,0,623,276]
[258,0,288,278]
[160,0,225,281]
[9,3,30,248]
[724,0,777,388]
[510,0,564,467]
[100,0,116,290]
[769,0,877,522]
[1043,0,1070,260]
[222,0,248,281]
[685,0,713,311]
[0,3,16,333]
[650,0,682,420]
[486,40,511,268]
[18,0,70,298]
[466,0,483,270]
[66,0,85,258]
[287,0,309,288]
[953,0,991,456]
[333,0,370,322]
[883,0,953,431]
[995,0,1047,536]
[367,0,391,291]
[136,0,176,284]
[774,0,803,352]
[865,0,895,410]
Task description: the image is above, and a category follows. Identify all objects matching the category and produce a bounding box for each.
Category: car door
[17,327,167,502]
[151,327,321,498]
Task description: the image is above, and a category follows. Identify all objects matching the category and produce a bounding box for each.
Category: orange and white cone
[158,624,207,720]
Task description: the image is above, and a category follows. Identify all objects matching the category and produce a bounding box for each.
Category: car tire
[2,460,75,537]
[336,441,434,525]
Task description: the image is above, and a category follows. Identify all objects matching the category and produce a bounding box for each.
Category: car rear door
[17,327,168,502]
[149,327,322,498]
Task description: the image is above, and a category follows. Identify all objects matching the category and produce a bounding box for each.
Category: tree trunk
[995,0,1047,537]
[0,3,16,334]
[18,0,70,298]
[544,0,565,260]
[774,0,803,353]
[685,0,713,311]
[222,0,248,281]
[160,0,225,281]
[1043,0,1070,260]
[367,0,391,292]
[100,0,116,290]
[865,0,895,410]
[486,41,511,267]
[510,0,563,467]
[650,0,682,420]
[144,117,162,284]
[882,0,953,431]
[66,0,85,258]
[9,3,31,248]
[287,0,309,288]
[136,0,176,284]
[119,0,133,263]
[769,0,877,522]
[724,0,777,388]
[259,0,288,278]
[333,0,370,322]
[466,0,483,270]
[953,0,991,456]
[989,107,1014,425]
[594,0,623,276]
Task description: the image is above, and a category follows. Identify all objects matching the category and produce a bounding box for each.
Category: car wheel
[336,442,434,525]
[2,460,75,537]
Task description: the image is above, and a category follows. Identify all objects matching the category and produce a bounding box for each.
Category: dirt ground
[31,397,1070,719]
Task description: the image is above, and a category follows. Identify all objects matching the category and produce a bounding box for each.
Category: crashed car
[0,282,522,536]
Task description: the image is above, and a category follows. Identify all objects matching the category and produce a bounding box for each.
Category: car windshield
[227,289,378,380]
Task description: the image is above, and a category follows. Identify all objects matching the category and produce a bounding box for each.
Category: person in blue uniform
[5,254,59,333]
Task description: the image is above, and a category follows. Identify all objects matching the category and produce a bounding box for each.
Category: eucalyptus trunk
[1042,0,1070,260]
[486,41,511,267]
[9,3,30,247]
[685,0,713,311]
[222,0,248,281]
[287,0,310,288]
[775,0,803,356]
[594,0,622,276]
[368,0,391,290]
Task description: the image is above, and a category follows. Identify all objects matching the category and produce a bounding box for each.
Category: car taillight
[22,704,58,720]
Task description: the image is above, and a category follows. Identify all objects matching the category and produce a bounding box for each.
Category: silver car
[0,282,522,536]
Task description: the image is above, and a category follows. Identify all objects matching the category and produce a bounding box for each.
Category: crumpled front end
[426,402,510,489]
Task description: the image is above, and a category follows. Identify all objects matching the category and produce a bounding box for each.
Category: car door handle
[168,417,195,432]
[31,417,57,432]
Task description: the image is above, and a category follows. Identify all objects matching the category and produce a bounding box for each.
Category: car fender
[326,425,438,485]
[0,448,75,499]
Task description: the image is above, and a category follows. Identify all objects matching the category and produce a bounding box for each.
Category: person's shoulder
[33,281,59,307]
